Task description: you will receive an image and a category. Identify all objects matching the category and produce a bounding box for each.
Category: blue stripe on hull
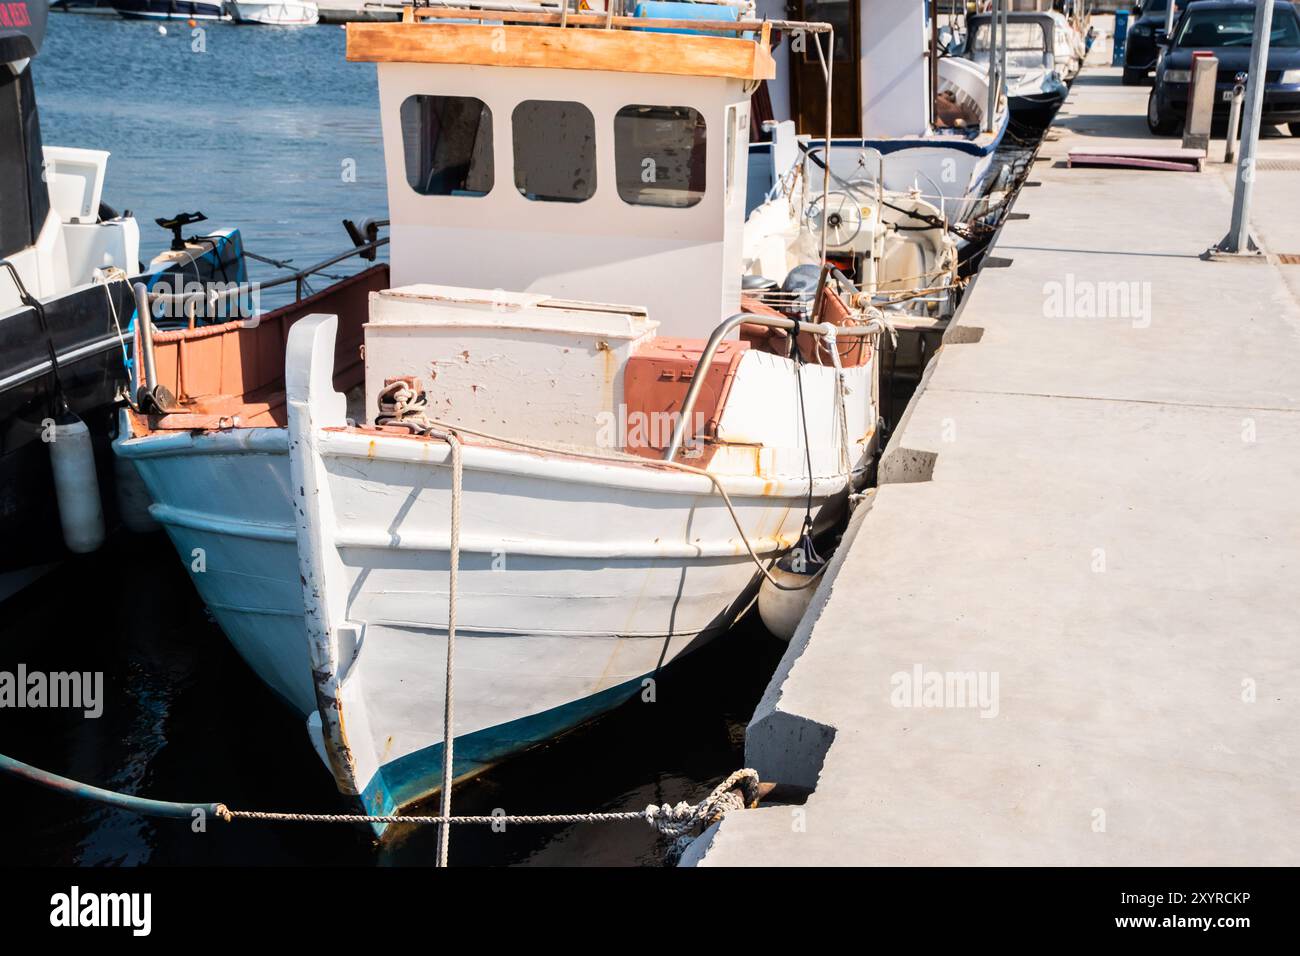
[360,673,648,834]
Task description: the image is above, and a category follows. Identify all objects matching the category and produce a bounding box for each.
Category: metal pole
[1224,73,1246,165]
[930,3,940,130]
[134,283,158,397]
[1219,0,1274,254]
[1164,0,1177,40]
[985,1,999,132]
[812,27,833,262]
[999,0,1009,105]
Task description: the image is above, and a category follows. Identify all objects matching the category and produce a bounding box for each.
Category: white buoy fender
[114,454,160,534]
[49,417,106,554]
[758,562,822,643]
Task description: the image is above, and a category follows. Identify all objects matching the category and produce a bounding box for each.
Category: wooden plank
[346,21,776,81]
[1068,151,1202,172]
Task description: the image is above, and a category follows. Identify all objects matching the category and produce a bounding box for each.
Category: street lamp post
[1217,0,1275,255]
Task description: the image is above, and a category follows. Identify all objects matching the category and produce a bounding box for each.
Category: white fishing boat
[229,0,318,25]
[115,6,885,827]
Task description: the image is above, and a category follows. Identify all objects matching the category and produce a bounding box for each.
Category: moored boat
[115,5,885,827]
[229,0,318,25]
[1,0,248,602]
[750,0,1011,229]
[112,0,230,21]
[961,9,1073,129]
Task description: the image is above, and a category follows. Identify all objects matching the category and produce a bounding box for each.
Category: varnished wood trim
[346,21,776,81]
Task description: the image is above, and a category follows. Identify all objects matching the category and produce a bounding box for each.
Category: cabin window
[511,100,597,203]
[399,95,494,197]
[614,105,706,209]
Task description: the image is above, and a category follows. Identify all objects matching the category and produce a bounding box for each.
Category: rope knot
[644,801,698,839]
[644,769,763,863]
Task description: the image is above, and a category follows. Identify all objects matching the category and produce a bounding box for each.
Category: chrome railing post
[662,310,882,463]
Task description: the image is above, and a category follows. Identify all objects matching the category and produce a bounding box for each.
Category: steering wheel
[805,192,864,249]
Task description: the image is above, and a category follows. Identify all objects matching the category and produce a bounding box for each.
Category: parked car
[1147,0,1300,135]
[1124,0,1189,85]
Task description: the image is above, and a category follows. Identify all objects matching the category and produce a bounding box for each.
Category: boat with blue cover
[748,0,1011,229]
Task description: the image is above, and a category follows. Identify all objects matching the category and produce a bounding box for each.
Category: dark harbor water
[0,535,785,866]
[1,14,788,867]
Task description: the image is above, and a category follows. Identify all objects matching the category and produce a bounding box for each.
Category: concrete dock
[689,34,1300,865]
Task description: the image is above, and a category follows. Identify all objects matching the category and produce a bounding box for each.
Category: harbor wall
[688,21,1300,866]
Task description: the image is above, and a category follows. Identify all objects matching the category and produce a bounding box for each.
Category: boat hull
[113,1,229,20]
[229,1,318,25]
[1009,88,1068,129]
[0,280,135,598]
[117,418,855,818]
[0,233,246,605]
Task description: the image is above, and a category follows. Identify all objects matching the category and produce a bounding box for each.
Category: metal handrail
[146,236,390,306]
[662,310,884,463]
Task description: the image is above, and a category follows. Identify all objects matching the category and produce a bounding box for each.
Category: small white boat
[229,0,318,25]
[962,10,1074,127]
[116,7,884,828]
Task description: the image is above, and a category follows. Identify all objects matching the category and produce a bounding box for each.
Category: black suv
[1124,0,1189,83]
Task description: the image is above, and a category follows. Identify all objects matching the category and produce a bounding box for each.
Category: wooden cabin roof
[346,9,776,81]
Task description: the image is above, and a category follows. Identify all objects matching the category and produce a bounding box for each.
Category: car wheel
[1122,67,1148,86]
[1147,89,1179,135]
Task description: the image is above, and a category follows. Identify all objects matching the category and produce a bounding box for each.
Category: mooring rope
[216,768,760,863]
[437,429,462,868]
[0,753,757,863]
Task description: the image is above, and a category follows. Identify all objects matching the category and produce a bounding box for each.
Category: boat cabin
[760,0,994,140]
[123,9,804,451]
[349,8,774,338]
[963,11,1067,78]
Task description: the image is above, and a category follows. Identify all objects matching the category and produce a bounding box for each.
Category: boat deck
[688,30,1300,866]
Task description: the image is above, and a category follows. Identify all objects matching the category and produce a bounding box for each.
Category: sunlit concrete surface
[688,30,1300,866]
